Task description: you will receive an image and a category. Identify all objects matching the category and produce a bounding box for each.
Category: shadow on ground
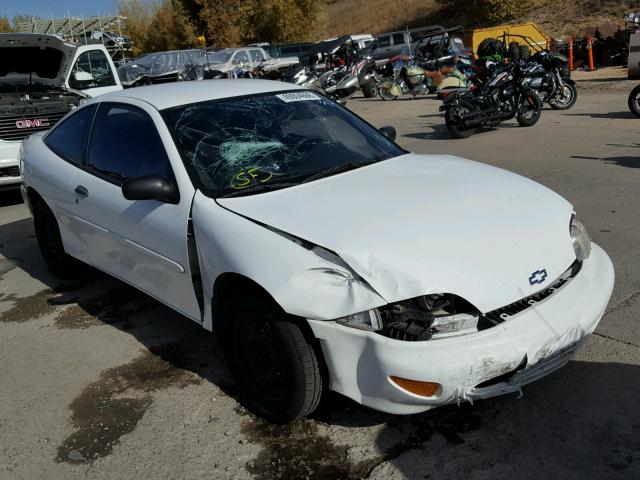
[564,111,636,119]
[0,190,23,208]
[572,155,640,169]
[1,218,639,479]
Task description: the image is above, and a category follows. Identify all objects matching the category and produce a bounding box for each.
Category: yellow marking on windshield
[231,167,273,189]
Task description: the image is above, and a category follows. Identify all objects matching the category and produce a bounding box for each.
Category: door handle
[74,185,89,197]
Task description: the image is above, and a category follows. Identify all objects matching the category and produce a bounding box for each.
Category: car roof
[95,79,307,110]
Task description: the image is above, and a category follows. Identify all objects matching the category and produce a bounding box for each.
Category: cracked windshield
[162,91,403,198]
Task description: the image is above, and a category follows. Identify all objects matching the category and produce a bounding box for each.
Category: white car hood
[0,34,76,87]
[218,154,577,313]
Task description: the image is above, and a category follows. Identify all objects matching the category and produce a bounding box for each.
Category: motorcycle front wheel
[445,98,478,139]
[378,79,398,100]
[628,85,640,117]
[516,89,542,127]
[361,79,378,98]
[549,83,577,110]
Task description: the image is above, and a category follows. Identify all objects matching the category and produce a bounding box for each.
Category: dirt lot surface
[1,80,639,480]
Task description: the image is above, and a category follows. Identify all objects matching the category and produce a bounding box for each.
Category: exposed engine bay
[378,293,480,341]
[0,88,84,141]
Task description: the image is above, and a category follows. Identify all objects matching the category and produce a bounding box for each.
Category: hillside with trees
[0,0,636,52]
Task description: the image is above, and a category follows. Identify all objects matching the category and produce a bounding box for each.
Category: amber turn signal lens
[389,376,440,397]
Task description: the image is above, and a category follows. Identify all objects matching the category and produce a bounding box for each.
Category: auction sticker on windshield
[275,92,321,102]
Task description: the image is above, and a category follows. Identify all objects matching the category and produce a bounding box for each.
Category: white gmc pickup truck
[0,33,122,189]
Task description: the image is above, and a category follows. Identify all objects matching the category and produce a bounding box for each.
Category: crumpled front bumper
[308,243,614,415]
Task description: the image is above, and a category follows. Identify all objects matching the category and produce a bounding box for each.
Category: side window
[233,51,250,65]
[377,36,391,47]
[87,104,172,184]
[44,104,97,164]
[69,50,116,89]
[392,34,405,45]
[249,49,263,63]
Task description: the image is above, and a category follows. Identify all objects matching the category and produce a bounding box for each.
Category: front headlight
[570,216,591,261]
[337,309,382,331]
[336,294,481,340]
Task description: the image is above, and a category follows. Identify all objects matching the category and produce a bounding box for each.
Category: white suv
[0,33,122,189]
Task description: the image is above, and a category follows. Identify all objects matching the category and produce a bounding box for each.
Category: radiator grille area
[0,111,67,142]
[481,260,582,327]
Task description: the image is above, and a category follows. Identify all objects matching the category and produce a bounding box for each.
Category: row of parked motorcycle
[280,36,578,139]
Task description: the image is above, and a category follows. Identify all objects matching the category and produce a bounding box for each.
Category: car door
[67,49,122,96]
[39,104,99,263]
[248,48,264,67]
[232,50,250,68]
[391,33,407,57]
[69,101,202,321]
[372,35,392,61]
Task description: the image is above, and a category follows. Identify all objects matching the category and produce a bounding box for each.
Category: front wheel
[516,89,542,127]
[444,98,478,139]
[361,78,378,98]
[378,78,398,100]
[628,85,640,117]
[219,294,324,423]
[549,82,577,110]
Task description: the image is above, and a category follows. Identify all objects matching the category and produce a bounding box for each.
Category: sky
[2,0,120,19]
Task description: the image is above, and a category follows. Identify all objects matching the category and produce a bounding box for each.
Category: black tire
[519,45,530,61]
[32,196,82,280]
[445,98,478,139]
[361,79,377,98]
[219,294,323,423]
[628,85,640,117]
[508,42,520,61]
[516,89,542,127]
[549,82,577,110]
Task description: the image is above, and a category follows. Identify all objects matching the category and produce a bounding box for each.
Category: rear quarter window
[44,104,98,165]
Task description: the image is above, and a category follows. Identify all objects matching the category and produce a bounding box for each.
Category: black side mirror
[122,175,180,204]
[379,126,396,142]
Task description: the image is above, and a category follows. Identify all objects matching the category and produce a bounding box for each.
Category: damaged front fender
[191,191,386,329]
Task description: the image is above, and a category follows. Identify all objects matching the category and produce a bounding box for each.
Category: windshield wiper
[219,182,300,198]
[302,161,377,184]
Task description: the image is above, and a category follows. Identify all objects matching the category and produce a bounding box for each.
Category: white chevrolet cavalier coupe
[19,80,614,422]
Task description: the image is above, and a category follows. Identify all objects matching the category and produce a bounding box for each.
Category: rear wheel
[549,82,577,110]
[219,293,324,423]
[629,85,640,117]
[519,45,530,62]
[516,89,542,126]
[445,98,478,139]
[32,195,82,280]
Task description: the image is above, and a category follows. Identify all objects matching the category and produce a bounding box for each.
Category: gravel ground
[1,78,639,480]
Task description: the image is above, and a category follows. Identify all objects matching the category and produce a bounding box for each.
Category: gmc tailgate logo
[15,118,50,129]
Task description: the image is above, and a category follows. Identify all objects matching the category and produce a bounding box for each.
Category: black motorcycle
[441,61,541,139]
[521,51,577,110]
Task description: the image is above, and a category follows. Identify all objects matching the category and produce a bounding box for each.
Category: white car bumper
[308,243,614,414]
[0,141,21,189]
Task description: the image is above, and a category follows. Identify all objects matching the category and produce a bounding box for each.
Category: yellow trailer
[465,23,549,56]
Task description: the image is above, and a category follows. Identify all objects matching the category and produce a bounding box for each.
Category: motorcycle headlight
[570,215,591,261]
[337,309,382,331]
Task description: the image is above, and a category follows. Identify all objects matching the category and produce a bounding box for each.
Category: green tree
[249,0,319,43]
[195,0,253,47]
[0,15,15,32]
[119,0,197,55]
